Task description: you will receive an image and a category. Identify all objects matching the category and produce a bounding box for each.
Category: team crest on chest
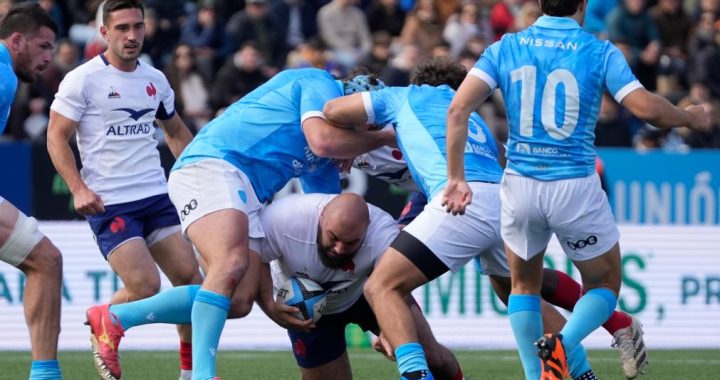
[107,87,120,99]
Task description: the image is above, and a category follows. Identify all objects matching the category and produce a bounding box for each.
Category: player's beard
[316,230,358,269]
[14,49,39,83]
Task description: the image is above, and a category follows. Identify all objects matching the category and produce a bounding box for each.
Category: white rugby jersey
[51,54,176,206]
[353,145,419,193]
[259,193,399,314]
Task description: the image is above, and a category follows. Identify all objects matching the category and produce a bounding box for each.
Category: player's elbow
[446,102,468,125]
[322,101,341,125]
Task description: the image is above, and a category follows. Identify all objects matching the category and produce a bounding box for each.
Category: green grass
[1,349,718,379]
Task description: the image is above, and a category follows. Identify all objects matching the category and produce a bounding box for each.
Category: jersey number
[510,66,579,140]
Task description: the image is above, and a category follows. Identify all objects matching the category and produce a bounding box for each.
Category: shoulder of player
[62,57,107,82]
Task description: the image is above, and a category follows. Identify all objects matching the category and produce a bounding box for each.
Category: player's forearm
[308,123,394,159]
[446,108,469,180]
[46,133,87,195]
[159,117,194,159]
[255,264,276,314]
[632,92,693,129]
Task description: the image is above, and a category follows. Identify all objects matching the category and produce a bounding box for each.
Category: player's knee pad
[0,212,44,267]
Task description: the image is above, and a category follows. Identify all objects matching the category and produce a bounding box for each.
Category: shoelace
[611,330,638,360]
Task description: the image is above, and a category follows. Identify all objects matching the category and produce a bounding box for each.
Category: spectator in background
[286,36,342,76]
[38,0,66,38]
[489,0,522,41]
[0,0,12,20]
[695,0,720,19]
[595,93,635,147]
[144,0,185,53]
[318,0,373,71]
[379,43,420,86]
[358,30,392,74]
[210,41,269,113]
[443,1,489,58]
[141,7,174,68]
[694,22,720,98]
[226,0,286,76]
[180,0,227,83]
[399,0,444,60]
[677,83,720,148]
[365,0,406,37]
[688,11,717,57]
[514,0,541,30]
[272,0,323,51]
[607,0,662,91]
[584,0,618,37]
[39,38,79,97]
[165,44,212,132]
[651,0,693,95]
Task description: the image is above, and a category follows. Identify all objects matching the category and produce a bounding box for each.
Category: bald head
[317,194,370,268]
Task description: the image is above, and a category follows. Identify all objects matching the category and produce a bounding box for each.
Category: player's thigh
[148,230,201,285]
[299,351,352,380]
[169,159,263,267]
[548,174,620,262]
[168,158,264,243]
[367,246,429,295]
[108,238,161,293]
[500,173,553,261]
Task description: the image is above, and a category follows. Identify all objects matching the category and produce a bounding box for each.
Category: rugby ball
[276,277,327,323]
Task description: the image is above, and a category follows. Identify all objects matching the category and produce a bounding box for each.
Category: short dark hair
[0,3,58,39]
[102,0,145,25]
[540,0,583,17]
[410,57,467,90]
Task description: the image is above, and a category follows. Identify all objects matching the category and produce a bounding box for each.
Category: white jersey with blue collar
[173,68,342,202]
[50,54,176,206]
[471,15,642,180]
[362,85,503,199]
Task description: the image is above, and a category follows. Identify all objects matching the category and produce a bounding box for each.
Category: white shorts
[168,158,265,248]
[403,182,509,276]
[0,209,45,267]
[500,173,620,261]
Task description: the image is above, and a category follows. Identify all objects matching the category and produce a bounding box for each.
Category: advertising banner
[1,223,718,350]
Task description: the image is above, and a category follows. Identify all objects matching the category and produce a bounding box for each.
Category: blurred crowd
[1,0,719,150]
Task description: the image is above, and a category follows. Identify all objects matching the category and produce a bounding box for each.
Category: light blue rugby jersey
[173,68,341,202]
[0,43,18,133]
[472,16,642,180]
[364,84,503,199]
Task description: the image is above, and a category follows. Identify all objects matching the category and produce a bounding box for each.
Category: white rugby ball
[276,277,327,323]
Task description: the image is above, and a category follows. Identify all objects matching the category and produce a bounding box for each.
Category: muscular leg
[16,238,63,361]
[299,351,353,380]
[1,201,63,378]
[411,301,461,380]
[506,246,545,380]
[364,248,429,352]
[187,209,251,379]
[364,247,433,378]
[560,244,622,352]
[108,239,162,303]
[150,232,204,343]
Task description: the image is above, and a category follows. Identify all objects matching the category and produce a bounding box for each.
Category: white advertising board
[0,223,718,350]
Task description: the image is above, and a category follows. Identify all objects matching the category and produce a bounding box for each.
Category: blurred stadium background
[1,0,719,378]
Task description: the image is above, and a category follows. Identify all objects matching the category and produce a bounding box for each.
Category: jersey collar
[533,15,582,30]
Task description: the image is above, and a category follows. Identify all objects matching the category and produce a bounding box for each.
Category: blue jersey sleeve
[299,76,343,121]
[0,65,17,134]
[603,43,643,103]
[366,87,407,126]
[299,165,341,194]
[470,40,501,89]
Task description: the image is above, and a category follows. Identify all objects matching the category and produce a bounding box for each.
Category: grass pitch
[0,349,718,379]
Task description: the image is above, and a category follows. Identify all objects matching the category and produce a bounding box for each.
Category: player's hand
[372,333,396,361]
[441,179,472,215]
[72,186,105,215]
[334,158,354,174]
[269,302,315,332]
[686,104,712,132]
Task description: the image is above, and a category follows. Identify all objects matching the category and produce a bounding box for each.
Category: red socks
[602,311,633,335]
[180,341,192,371]
[544,269,583,311]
